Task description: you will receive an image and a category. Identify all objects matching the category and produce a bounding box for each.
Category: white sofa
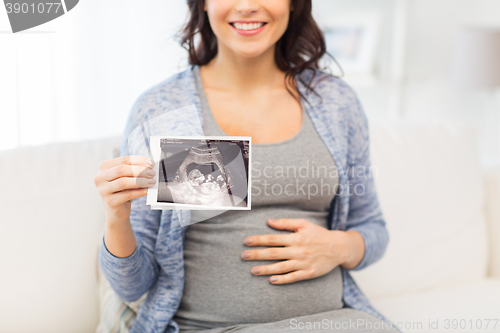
[1,121,499,333]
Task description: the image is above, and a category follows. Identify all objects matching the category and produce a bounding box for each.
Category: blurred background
[1,0,499,165]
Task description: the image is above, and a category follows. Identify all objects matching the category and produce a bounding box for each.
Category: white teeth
[233,22,264,31]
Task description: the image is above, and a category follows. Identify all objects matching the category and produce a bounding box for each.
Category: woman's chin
[227,44,274,60]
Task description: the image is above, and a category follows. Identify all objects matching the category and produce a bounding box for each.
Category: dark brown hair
[179,0,337,101]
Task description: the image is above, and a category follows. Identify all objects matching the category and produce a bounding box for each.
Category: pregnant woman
[94,0,400,332]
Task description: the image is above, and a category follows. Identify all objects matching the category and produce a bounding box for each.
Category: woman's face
[204,0,292,59]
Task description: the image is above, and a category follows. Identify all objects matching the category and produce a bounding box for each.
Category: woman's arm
[96,154,154,258]
[97,92,164,302]
[342,83,389,271]
[104,217,137,258]
[98,197,163,302]
[340,230,366,270]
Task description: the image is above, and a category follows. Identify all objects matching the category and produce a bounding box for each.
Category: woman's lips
[229,22,267,36]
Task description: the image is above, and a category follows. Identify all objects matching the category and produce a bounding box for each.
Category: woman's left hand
[241,218,361,284]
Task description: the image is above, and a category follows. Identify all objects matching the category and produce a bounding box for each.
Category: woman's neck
[199,44,286,93]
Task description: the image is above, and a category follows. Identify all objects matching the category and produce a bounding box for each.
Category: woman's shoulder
[121,67,196,137]
[134,67,197,109]
[298,68,369,163]
[298,68,361,110]
[299,69,364,117]
[124,67,197,125]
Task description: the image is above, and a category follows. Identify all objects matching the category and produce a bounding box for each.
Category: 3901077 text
[5,2,63,14]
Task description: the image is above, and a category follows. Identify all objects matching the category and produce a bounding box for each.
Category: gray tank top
[173,66,343,331]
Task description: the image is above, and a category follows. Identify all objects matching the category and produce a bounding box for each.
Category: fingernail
[244,238,252,245]
[146,169,156,177]
[251,267,260,275]
[241,252,250,259]
[270,277,278,283]
[147,178,156,185]
[146,159,154,167]
[268,219,276,223]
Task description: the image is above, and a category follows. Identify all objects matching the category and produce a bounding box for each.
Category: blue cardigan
[99,65,397,333]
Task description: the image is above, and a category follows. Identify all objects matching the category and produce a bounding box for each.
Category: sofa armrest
[484,165,500,278]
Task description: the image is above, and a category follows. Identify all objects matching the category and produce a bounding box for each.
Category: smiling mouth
[230,22,267,31]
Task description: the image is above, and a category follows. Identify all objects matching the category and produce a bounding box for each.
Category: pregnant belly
[174,206,344,328]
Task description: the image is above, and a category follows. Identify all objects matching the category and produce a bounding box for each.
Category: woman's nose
[234,0,260,15]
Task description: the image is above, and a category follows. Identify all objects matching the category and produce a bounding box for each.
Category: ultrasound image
[157,138,250,208]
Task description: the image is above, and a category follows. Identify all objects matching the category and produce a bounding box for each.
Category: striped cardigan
[99,65,399,333]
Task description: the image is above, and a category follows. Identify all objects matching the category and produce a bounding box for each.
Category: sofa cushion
[0,136,120,333]
[372,277,500,333]
[350,121,489,299]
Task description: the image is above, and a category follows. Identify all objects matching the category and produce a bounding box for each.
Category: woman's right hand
[94,156,156,225]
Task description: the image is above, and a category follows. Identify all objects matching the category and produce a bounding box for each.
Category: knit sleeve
[343,85,389,271]
[98,90,164,302]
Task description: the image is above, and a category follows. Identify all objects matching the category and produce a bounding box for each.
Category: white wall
[402,0,500,164]
[313,0,500,164]
[405,0,500,81]
[70,0,189,142]
[0,0,189,150]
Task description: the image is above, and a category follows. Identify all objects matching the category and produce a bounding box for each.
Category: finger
[241,247,296,261]
[99,155,154,172]
[102,165,156,182]
[267,218,308,232]
[251,260,301,276]
[270,270,314,285]
[244,233,293,247]
[107,177,156,194]
[106,188,149,208]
